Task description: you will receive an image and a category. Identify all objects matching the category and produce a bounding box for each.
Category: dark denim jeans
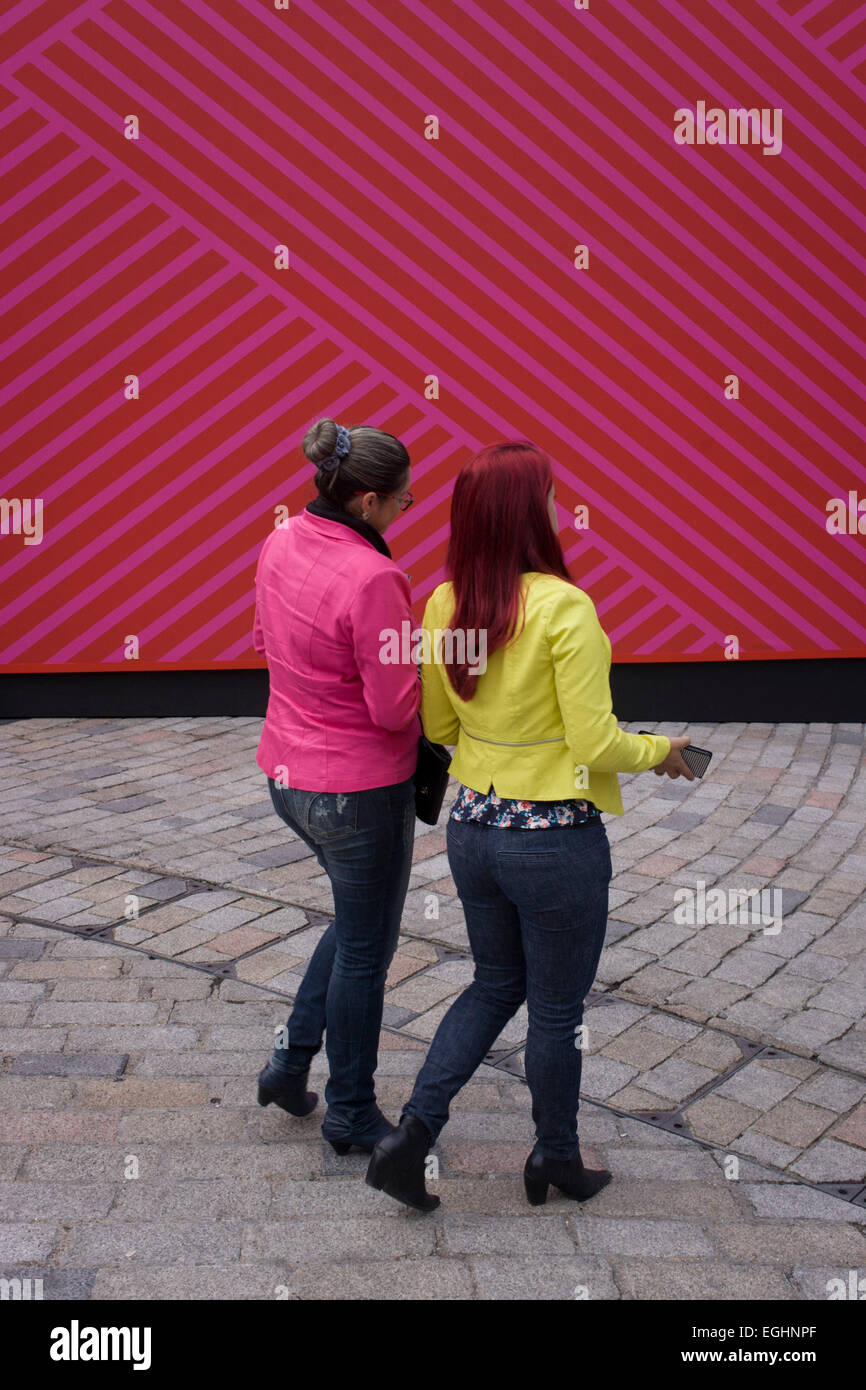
[266,774,415,1135]
[403,817,612,1160]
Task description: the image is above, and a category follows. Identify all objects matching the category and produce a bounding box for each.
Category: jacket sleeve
[347,566,422,733]
[420,590,461,744]
[546,585,671,774]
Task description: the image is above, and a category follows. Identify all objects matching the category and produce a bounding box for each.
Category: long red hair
[442,442,575,700]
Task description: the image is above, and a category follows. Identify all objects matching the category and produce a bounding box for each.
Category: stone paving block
[77,1079,210,1108]
[685,1095,762,1145]
[154,1143,320,1182]
[129,906,209,942]
[659,947,728,978]
[130,1051,269,1077]
[674,1031,743,1071]
[788,1072,866,1113]
[49,978,141,1001]
[0,940,45,959]
[641,1013,702,1042]
[666,981,752,1022]
[61,1220,244,1267]
[0,1146,26,1178]
[599,1025,682,1070]
[808,982,866,1018]
[234,948,303,985]
[268,1178,397,1218]
[613,1259,796,1300]
[740,1184,864,1221]
[386,952,434,987]
[828,1102,866,1149]
[819,1031,866,1074]
[789,1137,866,1183]
[713,1221,866,1265]
[601,1147,719,1180]
[791,1266,866,1300]
[580,1056,639,1100]
[437,1112,536,1144]
[471,1255,619,1300]
[714,1061,802,1109]
[117,1108,249,1143]
[243,1218,435,1263]
[64,1026,200,1052]
[144,924,220,957]
[5,1052,128,1077]
[596,946,655,981]
[572,1217,715,1258]
[752,1098,838,1149]
[710,949,781,988]
[586,1179,740,1221]
[385,975,462,1012]
[0,1110,120,1143]
[638,1058,718,1103]
[438,1212,574,1256]
[111,1179,267,1221]
[0,1182,116,1220]
[89,1264,296,1301]
[0,1004,32,1026]
[200,1027,279,1052]
[0,1077,77,1110]
[32,1002,159,1026]
[0,1224,59,1262]
[0,1027,68,1051]
[583,1001,650,1037]
[0,1267,97,1300]
[147,976,213,1001]
[605,1083,674,1111]
[776,1011,852,1049]
[287,1258,475,1301]
[11,957,123,979]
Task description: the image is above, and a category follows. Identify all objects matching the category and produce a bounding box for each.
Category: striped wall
[1,0,864,673]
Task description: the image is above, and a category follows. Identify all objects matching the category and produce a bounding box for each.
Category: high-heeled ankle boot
[257,1063,318,1117]
[322,1105,396,1155]
[365,1114,440,1212]
[523,1145,611,1206]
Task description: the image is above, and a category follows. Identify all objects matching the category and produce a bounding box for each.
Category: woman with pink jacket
[253,418,419,1154]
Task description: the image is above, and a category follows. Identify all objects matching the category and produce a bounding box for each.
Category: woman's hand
[653,735,695,780]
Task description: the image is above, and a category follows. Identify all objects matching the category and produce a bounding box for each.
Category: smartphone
[639,731,713,778]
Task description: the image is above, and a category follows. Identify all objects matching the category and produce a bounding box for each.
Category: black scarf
[305,495,392,559]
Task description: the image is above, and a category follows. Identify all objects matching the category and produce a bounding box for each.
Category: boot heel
[365,1148,391,1190]
[329,1140,352,1155]
[257,1084,274,1107]
[524,1174,549,1206]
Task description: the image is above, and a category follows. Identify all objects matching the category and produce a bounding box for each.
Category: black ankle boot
[365,1114,440,1212]
[322,1105,396,1155]
[257,1063,317,1117]
[523,1145,611,1206]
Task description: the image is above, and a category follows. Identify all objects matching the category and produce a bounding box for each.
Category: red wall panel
[1,0,864,672]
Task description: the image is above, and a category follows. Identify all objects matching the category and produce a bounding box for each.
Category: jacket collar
[305,496,392,559]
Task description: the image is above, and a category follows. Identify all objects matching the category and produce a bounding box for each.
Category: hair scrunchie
[320,423,352,472]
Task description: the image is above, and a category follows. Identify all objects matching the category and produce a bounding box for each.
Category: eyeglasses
[352,490,414,512]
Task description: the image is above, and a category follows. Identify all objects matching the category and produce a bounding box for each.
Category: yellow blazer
[420,573,671,816]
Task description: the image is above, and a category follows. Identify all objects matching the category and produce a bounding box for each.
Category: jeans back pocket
[304,790,359,841]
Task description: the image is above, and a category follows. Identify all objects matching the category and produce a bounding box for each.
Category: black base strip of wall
[1,658,864,722]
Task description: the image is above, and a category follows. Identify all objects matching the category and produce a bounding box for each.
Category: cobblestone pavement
[0,717,864,1299]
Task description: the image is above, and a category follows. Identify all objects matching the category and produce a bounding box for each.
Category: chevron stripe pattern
[1,0,864,674]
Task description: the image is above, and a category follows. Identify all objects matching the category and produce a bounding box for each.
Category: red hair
[442,442,575,699]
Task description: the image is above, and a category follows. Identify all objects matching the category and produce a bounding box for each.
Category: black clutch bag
[414,735,452,825]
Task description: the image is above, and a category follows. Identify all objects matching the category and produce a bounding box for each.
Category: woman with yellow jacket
[367,442,694,1212]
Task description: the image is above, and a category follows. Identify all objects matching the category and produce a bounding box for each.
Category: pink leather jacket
[253,508,421,791]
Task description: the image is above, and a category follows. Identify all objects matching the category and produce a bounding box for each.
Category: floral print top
[449,784,601,829]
